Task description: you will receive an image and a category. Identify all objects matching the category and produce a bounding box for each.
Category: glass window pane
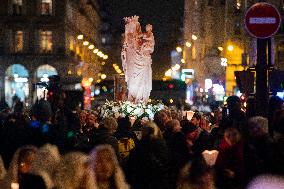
[40,31,52,53]
[15,31,23,53]
[41,0,52,15]
[12,0,22,15]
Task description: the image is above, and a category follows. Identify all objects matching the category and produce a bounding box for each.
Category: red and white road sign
[245,3,281,38]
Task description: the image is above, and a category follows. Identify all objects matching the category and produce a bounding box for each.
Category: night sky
[99,0,184,79]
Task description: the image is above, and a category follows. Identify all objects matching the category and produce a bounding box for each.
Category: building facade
[183,0,284,96]
[0,0,104,107]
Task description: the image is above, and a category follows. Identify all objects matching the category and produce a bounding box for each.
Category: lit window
[69,36,74,51]
[41,0,52,15]
[12,0,22,15]
[40,31,52,53]
[192,46,196,60]
[14,31,23,53]
[102,37,106,44]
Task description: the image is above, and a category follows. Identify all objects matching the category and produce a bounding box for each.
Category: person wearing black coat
[125,122,173,189]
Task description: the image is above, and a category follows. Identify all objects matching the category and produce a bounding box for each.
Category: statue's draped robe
[122,23,154,104]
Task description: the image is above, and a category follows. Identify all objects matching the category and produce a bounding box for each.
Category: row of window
[12,0,53,15]
[12,30,53,53]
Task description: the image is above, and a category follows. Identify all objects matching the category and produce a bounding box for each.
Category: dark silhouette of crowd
[0,95,284,189]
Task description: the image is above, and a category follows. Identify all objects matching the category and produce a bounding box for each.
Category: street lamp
[77,35,83,40]
[88,44,94,49]
[176,46,182,53]
[93,49,99,54]
[192,35,198,41]
[218,46,224,51]
[186,42,192,48]
[227,45,234,51]
[83,41,89,46]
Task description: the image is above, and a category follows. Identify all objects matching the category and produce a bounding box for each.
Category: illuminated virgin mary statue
[121,16,155,103]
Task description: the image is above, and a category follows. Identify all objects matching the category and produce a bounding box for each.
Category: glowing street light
[101,74,107,80]
[93,49,99,54]
[117,69,122,74]
[88,77,94,82]
[165,69,172,77]
[88,44,94,49]
[176,46,182,53]
[172,64,181,71]
[227,45,234,51]
[218,46,224,51]
[77,35,83,40]
[83,41,89,46]
[103,55,108,60]
[97,51,103,56]
[186,42,192,47]
[192,34,198,40]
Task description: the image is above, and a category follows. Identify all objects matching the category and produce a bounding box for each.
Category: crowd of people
[0,95,284,189]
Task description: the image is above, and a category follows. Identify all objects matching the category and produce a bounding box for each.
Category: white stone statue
[121,16,155,103]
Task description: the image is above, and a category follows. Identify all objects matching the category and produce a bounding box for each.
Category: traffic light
[235,71,254,94]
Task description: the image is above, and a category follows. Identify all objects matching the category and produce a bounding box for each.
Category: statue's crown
[123,15,139,23]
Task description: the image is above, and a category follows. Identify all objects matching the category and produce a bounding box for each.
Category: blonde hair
[29,144,61,189]
[90,145,129,189]
[0,145,37,189]
[54,152,97,189]
[142,121,163,139]
[101,117,118,132]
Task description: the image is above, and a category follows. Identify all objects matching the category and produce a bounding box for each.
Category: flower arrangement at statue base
[99,100,165,121]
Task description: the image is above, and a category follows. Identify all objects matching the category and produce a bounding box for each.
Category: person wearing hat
[220,96,246,131]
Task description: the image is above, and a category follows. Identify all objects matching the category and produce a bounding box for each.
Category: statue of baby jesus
[140,24,154,56]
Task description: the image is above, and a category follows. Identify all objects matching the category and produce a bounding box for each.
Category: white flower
[112,106,120,113]
[134,107,144,117]
[157,103,164,110]
[148,112,154,120]
[126,106,133,114]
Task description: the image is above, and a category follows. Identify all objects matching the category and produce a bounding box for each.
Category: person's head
[226,96,241,113]
[85,112,98,128]
[18,147,37,174]
[182,121,199,141]
[2,145,37,186]
[191,112,201,126]
[79,111,87,125]
[189,156,214,185]
[29,144,61,178]
[54,152,96,189]
[117,116,132,132]
[154,110,171,131]
[165,119,182,133]
[90,145,129,188]
[200,115,211,132]
[146,24,152,32]
[224,127,241,146]
[142,121,163,140]
[248,116,269,138]
[100,117,118,134]
[33,99,52,122]
[91,145,115,181]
